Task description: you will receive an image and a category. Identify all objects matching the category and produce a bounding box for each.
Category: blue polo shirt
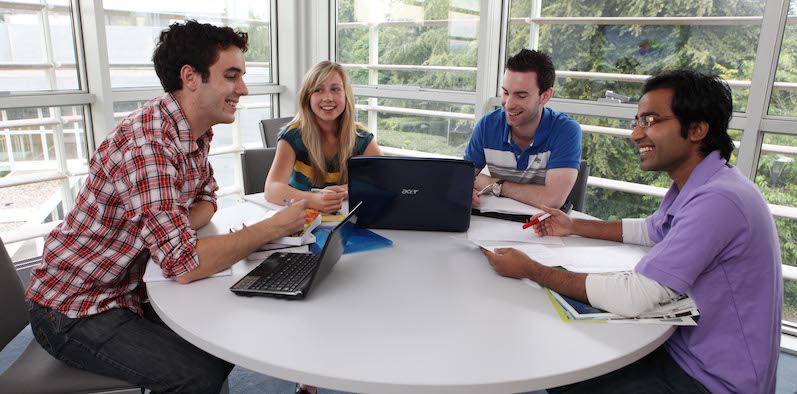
[464,107,581,184]
[636,151,782,393]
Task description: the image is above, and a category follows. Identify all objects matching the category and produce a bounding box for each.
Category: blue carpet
[2,326,793,394]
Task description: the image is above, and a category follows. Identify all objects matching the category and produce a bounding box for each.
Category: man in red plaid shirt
[25,20,307,393]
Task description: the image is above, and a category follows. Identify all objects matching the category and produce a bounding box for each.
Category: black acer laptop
[348,156,474,232]
[230,203,360,299]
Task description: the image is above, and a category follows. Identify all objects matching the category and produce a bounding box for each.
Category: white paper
[478,195,545,216]
[143,260,231,283]
[237,212,322,246]
[467,220,564,245]
[242,194,285,211]
[475,242,569,267]
[556,245,648,273]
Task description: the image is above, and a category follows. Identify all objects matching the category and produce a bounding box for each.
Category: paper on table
[557,245,648,273]
[242,194,284,210]
[143,260,231,283]
[478,195,545,216]
[474,242,569,267]
[467,219,564,245]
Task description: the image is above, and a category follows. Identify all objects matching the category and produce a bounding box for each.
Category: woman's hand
[309,186,346,213]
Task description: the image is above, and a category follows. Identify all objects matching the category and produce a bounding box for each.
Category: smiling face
[195,46,249,128]
[309,71,346,132]
[631,88,701,184]
[501,69,551,132]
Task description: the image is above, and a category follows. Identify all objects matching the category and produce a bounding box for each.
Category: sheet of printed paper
[467,219,564,245]
[478,195,545,216]
[473,241,570,267]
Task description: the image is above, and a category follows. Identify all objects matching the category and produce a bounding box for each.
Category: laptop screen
[348,157,474,232]
[311,202,359,285]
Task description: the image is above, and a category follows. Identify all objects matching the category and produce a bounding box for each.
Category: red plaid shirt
[26,93,218,318]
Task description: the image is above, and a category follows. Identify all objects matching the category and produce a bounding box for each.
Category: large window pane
[102,0,272,89]
[0,105,89,173]
[0,1,81,92]
[337,0,480,91]
[356,98,475,157]
[507,0,764,111]
[769,0,797,116]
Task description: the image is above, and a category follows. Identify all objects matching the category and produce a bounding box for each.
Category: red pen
[522,213,551,229]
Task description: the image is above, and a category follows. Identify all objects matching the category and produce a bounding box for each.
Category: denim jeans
[29,301,234,394]
[546,346,709,394]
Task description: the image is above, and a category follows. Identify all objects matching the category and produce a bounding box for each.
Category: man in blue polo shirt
[482,70,782,393]
[465,49,582,209]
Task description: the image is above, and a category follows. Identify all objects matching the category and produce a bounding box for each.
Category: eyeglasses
[631,115,678,129]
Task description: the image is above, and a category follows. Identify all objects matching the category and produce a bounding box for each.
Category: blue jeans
[29,301,234,394]
[546,346,709,394]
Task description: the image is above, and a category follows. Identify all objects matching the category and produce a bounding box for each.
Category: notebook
[229,202,360,299]
[348,156,475,232]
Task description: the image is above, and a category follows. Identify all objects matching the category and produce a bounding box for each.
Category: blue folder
[310,226,393,254]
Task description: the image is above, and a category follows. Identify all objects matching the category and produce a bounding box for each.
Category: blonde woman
[265,61,382,214]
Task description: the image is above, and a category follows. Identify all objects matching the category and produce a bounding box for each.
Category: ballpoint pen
[311,188,334,194]
[477,184,493,195]
[282,199,292,207]
[522,213,551,229]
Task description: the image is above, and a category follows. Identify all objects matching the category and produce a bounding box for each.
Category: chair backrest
[566,159,590,213]
[259,117,293,148]
[241,148,277,195]
[0,237,30,348]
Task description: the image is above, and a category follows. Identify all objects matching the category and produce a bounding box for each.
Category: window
[0,0,82,92]
[337,0,480,152]
[102,0,273,88]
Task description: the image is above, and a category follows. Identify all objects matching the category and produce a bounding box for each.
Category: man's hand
[471,188,481,208]
[310,186,346,213]
[532,205,574,237]
[480,247,540,279]
[269,200,308,237]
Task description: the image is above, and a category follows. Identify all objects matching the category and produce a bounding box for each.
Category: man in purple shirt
[481,70,782,393]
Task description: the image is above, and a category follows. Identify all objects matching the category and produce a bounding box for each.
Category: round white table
[147,202,673,394]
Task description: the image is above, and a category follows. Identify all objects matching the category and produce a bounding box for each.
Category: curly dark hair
[152,20,249,93]
[642,70,735,161]
[505,49,556,92]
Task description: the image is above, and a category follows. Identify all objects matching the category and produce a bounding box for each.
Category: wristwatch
[491,180,504,197]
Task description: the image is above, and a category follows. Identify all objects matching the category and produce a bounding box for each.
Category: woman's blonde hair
[289,61,360,186]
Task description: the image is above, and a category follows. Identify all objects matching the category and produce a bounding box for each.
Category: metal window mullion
[474,0,506,121]
[736,0,791,179]
[528,0,541,50]
[367,22,378,138]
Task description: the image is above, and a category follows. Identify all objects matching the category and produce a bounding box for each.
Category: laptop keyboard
[249,253,320,293]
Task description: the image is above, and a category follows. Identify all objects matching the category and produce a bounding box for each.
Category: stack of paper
[545,289,700,326]
[478,195,544,216]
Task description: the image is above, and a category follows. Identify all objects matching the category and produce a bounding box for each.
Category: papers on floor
[545,289,699,326]
[477,195,544,216]
[467,219,564,245]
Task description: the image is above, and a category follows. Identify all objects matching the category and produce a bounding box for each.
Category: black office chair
[259,117,293,148]
[241,148,277,195]
[566,159,590,213]
[0,237,141,394]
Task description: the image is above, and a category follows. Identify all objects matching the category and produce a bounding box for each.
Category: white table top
[147,202,673,394]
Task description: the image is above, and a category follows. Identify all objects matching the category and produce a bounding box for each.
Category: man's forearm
[527,263,589,303]
[500,181,567,208]
[188,200,215,230]
[176,219,284,284]
[572,219,623,242]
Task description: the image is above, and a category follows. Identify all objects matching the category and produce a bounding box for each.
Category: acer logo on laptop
[401,189,419,195]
